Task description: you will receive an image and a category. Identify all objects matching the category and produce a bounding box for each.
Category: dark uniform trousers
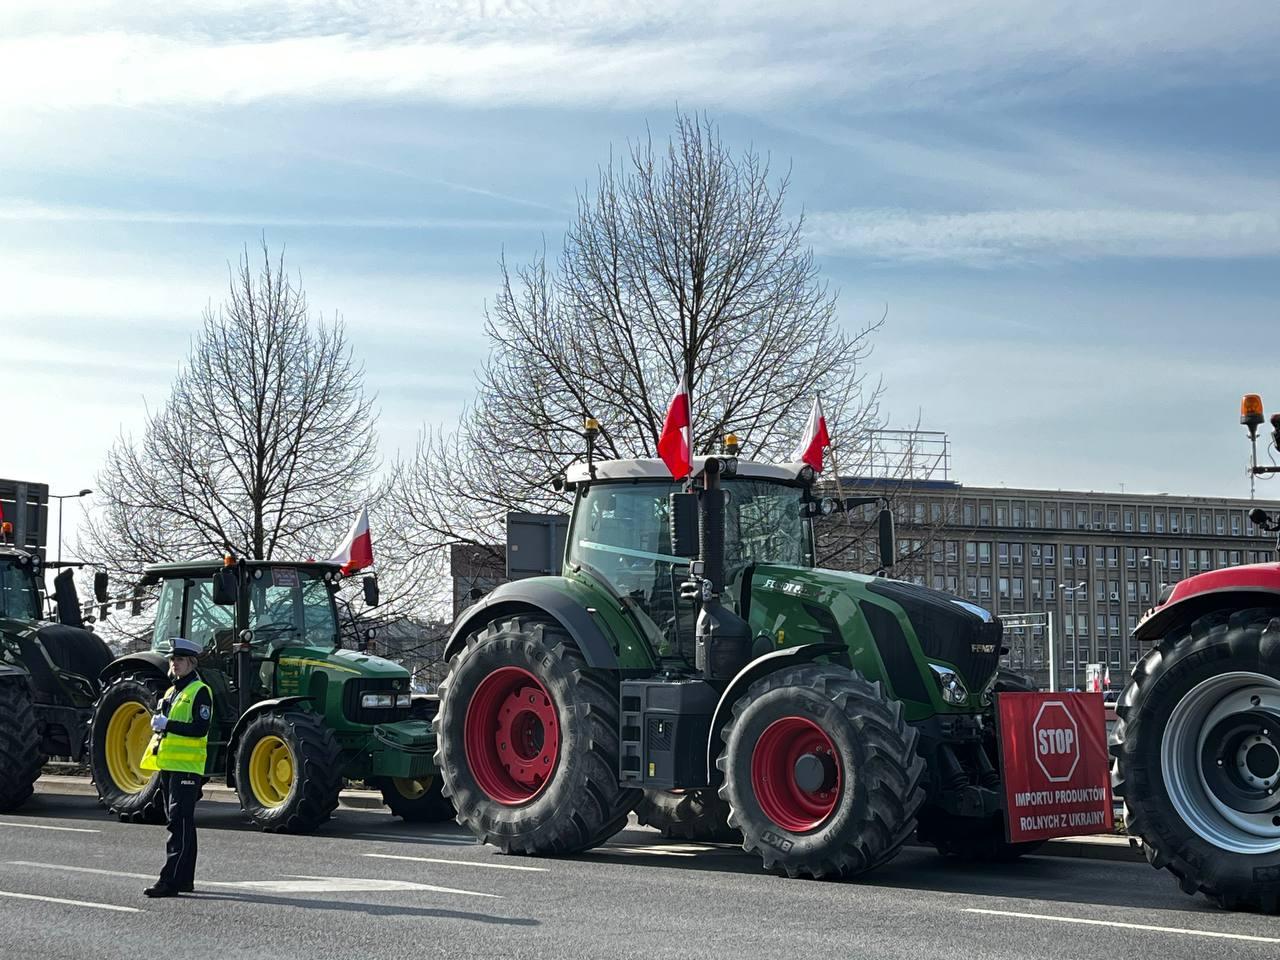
[159,770,201,889]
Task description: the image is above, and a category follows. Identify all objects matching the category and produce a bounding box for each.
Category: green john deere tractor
[0,547,114,812]
[89,558,451,832]
[435,451,1038,877]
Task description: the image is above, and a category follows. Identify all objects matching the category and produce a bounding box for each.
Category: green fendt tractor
[0,546,114,812]
[435,450,1038,877]
[89,558,451,832]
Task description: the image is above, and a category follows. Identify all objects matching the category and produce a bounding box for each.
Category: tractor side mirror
[93,570,109,604]
[362,576,380,608]
[878,508,896,570]
[212,568,239,606]
[669,493,700,558]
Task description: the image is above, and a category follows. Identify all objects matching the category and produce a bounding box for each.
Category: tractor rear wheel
[234,710,342,834]
[375,775,454,823]
[717,663,925,878]
[1113,607,1280,913]
[634,790,739,842]
[89,672,166,823]
[435,616,640,854]
[0,680,43,812]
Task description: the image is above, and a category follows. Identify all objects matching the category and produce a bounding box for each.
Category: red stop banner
[997,692,1113,843]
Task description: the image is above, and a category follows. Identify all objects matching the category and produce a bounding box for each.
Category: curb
[34,775,389,812]
[34,775,1144,862]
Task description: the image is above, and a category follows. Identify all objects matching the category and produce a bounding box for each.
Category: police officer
[141,637,213,898]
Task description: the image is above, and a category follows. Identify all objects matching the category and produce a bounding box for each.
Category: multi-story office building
[825,481,1280,689]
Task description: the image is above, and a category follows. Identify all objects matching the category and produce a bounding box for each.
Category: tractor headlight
[395,694,412,708]
[929,663,969,706]
[361,693,395,708]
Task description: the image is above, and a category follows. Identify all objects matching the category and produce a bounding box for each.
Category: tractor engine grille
[341,678,411,726]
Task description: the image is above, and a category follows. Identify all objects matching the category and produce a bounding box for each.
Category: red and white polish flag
[791,396,832,472]
[330,506,374,575]
[657,374,692,480]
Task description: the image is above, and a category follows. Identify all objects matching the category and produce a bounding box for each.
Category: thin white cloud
[0,1,1275,111]
[805,208,1280,264]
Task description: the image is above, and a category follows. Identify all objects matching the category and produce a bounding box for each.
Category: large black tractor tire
[0,680,44,812]
[234,710,342,834]
[435,616,640,855]
[717,664,925,878]
[1112,607,1280,913]
[375,775,455,823]
[634,790,740,842]
[88,672,167,824]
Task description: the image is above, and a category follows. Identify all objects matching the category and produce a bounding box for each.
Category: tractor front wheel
[88,672,166,823]
[234,710,341,834]
[718,663,925,878]
[0,680,43,812]
[435,616,640,854]
[1113,607,1280,913]
[375,775,455,823]
[634,790,739,843]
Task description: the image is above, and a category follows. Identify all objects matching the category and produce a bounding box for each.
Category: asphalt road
[1,791,1278,960]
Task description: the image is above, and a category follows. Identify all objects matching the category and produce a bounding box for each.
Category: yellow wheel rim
[392,777,433,800]
[105,701,155,794]
[248,735,295,808]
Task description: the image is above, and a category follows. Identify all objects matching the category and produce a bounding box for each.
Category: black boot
[144,883,180,898]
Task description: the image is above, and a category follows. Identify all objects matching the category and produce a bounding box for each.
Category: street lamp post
[1059,580,1086,690]
[49,488,92,566]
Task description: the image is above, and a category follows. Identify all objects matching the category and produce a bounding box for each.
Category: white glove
[151,714,168,732]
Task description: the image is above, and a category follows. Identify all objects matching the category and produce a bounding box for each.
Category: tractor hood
[276,645,410,680]
[747,565,1004,702]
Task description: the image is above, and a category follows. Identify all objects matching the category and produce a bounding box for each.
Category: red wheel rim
[751,716,842,832]
[464,667,560,805]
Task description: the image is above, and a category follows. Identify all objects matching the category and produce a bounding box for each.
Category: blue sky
[4,0,1279,553]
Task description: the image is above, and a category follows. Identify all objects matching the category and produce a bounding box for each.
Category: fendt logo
[1032,700,1080,783]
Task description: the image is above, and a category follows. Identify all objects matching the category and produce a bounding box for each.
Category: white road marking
[9,862,498,899]
[364,853,548,872]
[0,890,140,913]
[0,821,99,833]
[222,875,500,898]
[964,909,1280,944]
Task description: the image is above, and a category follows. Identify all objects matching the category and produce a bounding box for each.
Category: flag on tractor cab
[330,506,374,575]
[791,396,831,472]
[657,374,692,480]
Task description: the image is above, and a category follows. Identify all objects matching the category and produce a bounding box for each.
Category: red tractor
[1111,393,1280,912]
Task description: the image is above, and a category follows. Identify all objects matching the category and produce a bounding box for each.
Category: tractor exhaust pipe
[694,458,751,680]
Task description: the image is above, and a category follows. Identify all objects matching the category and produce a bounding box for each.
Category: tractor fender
[225,696,314,787]
[99,651,168,686]
[0,662,30,681]
[445,579,618,670]
[705,643,848,781]
[1134,565,1280,643]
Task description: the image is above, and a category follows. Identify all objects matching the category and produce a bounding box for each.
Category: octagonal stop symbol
[1032,700,1080,783]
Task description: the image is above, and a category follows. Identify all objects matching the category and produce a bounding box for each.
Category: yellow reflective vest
[140,679,211,775]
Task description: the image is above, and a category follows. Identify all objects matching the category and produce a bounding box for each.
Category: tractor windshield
[722,480,812,572]
[246,567,339,652]
[0,559,41,621]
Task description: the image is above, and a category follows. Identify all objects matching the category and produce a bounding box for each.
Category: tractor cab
[0,548,43,622]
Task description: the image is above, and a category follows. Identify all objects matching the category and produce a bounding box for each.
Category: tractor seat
[36,623,114,684]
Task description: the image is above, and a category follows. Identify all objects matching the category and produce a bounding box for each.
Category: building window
[979,576,991,598]
[1232,513,1242,536]
[1109,614,1120,635]
[967,575,978,598]
[966,541,977,563]
[1093,509,1104,528]
[1013,577,1024,600]
[1170,512,1179,533]
[1230,550,1242,566]
[1032,578,1042,599]
[999,577,1010,598]
[1216,514,1226,536]
[932,542,944,564]
[998,542,1010,564]
[1109,579,1119,601]
[1029,506,1040,527]
[1095,580,1105,601]
[1013,505,1024,527]
[931,502,944,523]
[1170,548,1181,569]
[1043,544,1056,566]
[1139,510,1150,533]
[1031,544,1041,566]
[1096,614,1106,635]
[1045,507,1057,527]
[1201,549,1212,569]
[947,575,958,594]
[1128,614,1138,633]
[979,542,992,564]
[1126,581,1137,603]
[1076,508,1088,529]
[933,575,945,591]
[1045,580,1056,600]
[1076,545,1087,568]
[997,504,1009,526]
[980,504,992,526]
[1011,543,1024,565]
[1078,614,1089,637]
[964,502,975,525]
[946,540,959,563]
[1107,546,1119,568]
[1218,549,1228,567]
[1124,509,1134,531]
[1140,581,1151,601]
[1155,511,1165,534]
[1186,511,1196,533]
[1126,547,1137,568]
[1095,547,1105,569]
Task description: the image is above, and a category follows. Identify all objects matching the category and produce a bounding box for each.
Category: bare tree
[396,112,883,559]
[81,243,380,612]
